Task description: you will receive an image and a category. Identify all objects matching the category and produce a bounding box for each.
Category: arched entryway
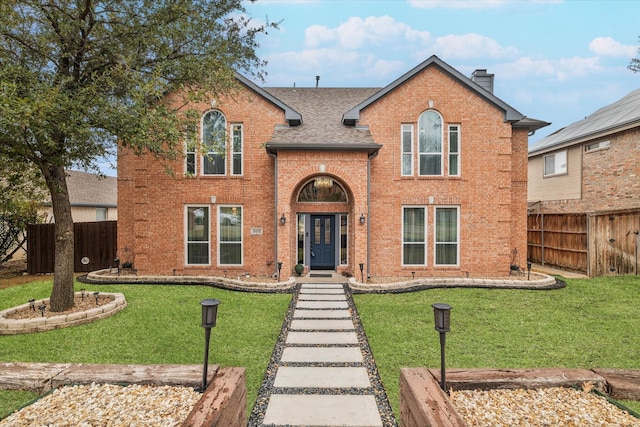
[293,176,351,271]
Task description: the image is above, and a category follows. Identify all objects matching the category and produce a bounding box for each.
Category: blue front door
[310,215,335,270]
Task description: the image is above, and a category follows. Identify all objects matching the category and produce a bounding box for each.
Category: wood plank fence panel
[590,211,640,276]
[527,213,588,274]
[27,221,117,274]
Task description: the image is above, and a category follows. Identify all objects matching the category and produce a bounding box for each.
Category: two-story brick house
[117,55,548,279]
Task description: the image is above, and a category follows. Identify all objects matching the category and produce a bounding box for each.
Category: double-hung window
[418,111,443,176]
[543,150,567,177]
[401,124,414,176]
[219,206,242,265]
[231,124,243,175]
[435,207,459,266]
[448,125,460,176]
[202,110,227,175]
[402,207,426,265]
[186,206,210,265]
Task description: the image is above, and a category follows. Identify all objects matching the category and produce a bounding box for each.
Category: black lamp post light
[277,261,283,282]
[432,303,452,391]
[199,298,220,391]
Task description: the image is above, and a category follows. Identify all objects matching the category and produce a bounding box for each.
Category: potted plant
[294,263,304,276]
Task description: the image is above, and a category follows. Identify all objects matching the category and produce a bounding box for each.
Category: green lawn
[354,275,640,416]
[0,279,290,419]
[1,275,639,421]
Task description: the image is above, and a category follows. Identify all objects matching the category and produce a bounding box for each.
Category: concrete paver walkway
[251,283,394,427]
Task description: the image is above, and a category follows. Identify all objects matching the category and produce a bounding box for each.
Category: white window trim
[185,205,211,266]
[418,110,444,177]
[543,150,568,177]
[584,140,610,153]
[217,205,243,266]
[231,123,243,176]
[448,124,460,177]
[434,206,460,267]
[201,110,227,176]
[401,124,414,176]
[401,206,427,266]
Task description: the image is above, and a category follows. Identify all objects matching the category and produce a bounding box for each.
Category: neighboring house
[528,88,640,213]
[118,55,548,279]
[527,89,640,275]
[43,170,118,223]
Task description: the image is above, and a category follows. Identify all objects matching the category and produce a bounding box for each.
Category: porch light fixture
[200,298,221,391]
[314,176,333,189]
[359,213,366,225]
[432,303,452,391]
[280,214,286,225]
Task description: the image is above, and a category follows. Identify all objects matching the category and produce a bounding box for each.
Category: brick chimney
[471,69,494,93]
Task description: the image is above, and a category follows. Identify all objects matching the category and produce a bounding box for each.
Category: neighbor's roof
[64,170,117,208]
[529,88,640,156]
[263,87,383,155]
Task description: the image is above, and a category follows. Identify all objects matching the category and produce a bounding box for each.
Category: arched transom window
[297,177,347,202]
[418,110,443,176]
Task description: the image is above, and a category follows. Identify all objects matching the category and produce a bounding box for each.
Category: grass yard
[0,279,290,419]
[354,275,640,417]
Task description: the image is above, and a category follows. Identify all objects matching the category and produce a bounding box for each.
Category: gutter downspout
[268,150,278,277]
[367,150,380,279]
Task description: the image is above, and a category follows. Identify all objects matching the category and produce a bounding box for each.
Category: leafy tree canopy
[0,0,274,310]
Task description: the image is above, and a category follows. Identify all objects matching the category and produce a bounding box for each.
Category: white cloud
[408,0,508,9]
[494,56,601,81]
[431,33,518,59]
[589,37,637,58]
[305,16,430,50]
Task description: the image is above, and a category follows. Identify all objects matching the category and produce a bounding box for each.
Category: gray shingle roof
[263,87,382,153]
[65,170,117,207]
[529,88,640,155]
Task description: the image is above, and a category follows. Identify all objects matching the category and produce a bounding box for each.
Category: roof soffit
[234,72,302,125]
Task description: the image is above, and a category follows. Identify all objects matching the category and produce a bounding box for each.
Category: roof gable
[342,55,529,126]
[234,72,302,125]
[529,88,640,155]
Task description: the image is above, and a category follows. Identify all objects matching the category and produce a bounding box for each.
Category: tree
[0,0,273,311]
[0,160,46,265]
[629,37,640,73]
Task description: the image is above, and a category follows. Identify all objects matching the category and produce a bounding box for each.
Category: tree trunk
[43,166,75,312]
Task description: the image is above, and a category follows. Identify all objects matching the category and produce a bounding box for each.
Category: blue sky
[97,0,638,175]
[246,0,639,140]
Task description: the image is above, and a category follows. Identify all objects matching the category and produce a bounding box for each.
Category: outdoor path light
[359,263,364,283]
[527,261,532,280]
[200,298,220,391]
[432,303,452,391]
[277,261,282,282]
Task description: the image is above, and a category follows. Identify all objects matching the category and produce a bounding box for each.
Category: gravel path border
[247,283,397,427]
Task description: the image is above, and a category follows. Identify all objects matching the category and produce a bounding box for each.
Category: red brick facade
[117,57,543,279]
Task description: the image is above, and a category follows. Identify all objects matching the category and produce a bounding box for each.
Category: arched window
[297,177,347,202]
[202,110,226,175]
[418,110,443,176]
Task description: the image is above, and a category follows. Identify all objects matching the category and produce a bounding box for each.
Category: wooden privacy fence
[27,221,117,274]
[528,210,640,276]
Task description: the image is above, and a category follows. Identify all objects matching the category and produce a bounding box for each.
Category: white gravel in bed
[0,383,201,427]
[450,386,640,427]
